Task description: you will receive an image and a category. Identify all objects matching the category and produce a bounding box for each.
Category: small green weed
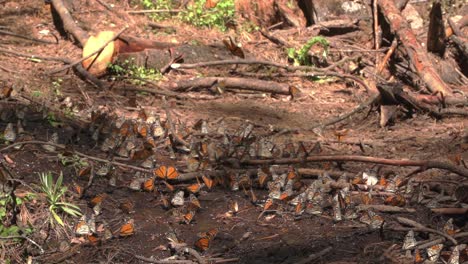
[46,112,61,127]
[180,0,236,31]
[39,172,81,226]
[108,59,163,85]
[140,0,173,21]
[0,192,34,238]
[287,36,329,66]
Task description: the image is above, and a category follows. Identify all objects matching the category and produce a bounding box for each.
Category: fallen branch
[0,47,104,88]
[238,155,468,177]
[0,29,58,44]
[378,0,452,95]
[430,207,468,215]
[168,77,291,95]
[357,204,416,213]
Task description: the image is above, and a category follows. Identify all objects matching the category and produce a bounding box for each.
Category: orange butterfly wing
[166,166,179,180]
[154,165,167,179]
[119,222,135,237]
[187,183,201,193]
[143,178,155,192]
[195,237,210,251]
[87,234,100,246]
[202,175,214,189]
[206,228,218,239]
[189,194,201,209]
[264,198,273,211]
[90,193,106,206]
[184,211,195,224]
[155,166,179,180]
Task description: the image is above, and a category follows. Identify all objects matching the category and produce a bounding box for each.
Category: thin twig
[127,9,182,14]
[0,29,58,44]
[0,141,151,173]
[0,235,45,254]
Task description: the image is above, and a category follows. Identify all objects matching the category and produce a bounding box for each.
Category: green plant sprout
[108,59,163,85]
[140,0,173,21]
[287,36,329,66]
[39,172,81,226]
[0,192,34,238]
[180,0,236,31]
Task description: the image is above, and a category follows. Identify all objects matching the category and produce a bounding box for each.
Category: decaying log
[378,0,452,96]
[168,77,291,95]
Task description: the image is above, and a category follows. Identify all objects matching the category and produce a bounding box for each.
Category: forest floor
[0,1,467,264]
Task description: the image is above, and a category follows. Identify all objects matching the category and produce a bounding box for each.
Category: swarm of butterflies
[67,106,404,250]
[71,107,468,259]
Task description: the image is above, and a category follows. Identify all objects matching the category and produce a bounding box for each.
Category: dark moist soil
[1,1,467,264]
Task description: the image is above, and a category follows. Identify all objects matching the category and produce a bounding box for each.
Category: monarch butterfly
[154,165,179,180]
[229,200,238,214]
[195,236,210,252]
[384,195,406,207]
[295,201,303,215]
[90,193,107,207]
[138,109,148,121]
[119,220,135,237]
[279,192,290,201]
[264,198,274,211]
[205,228,218,238]
[414,249,423,263]
[145,136,156,148]
[78,166,91,177]
[189,194,201,209]
[187,182,203,194]
[361,193,373,205]
[257,168,269,188]
[186,158,200,172]
[379,176,388,186]
[119,200,134,214]
[223,36,245,59]
[195,228,218,251]
[137,123,149,138]
[119,121,131,137]
[75,218,91,235]
[334,129,348,142]
[202,175,214,189]
[87,234,100,246]
[143,178,155,192]
[72,182,83,198]
[250,188,258,204]
[171,191,185,207]
[183,210,196,224]
[289,85,301,99]
[198,228,218,240]
[287,167,298,180]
